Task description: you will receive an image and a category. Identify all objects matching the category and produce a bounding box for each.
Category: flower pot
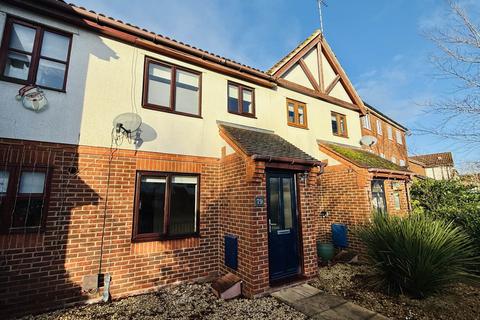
[317,242,335,262]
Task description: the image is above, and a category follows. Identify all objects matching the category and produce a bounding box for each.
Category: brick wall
[318,163,410,252]
[218,153,269,297]
[0,138,221,317]
[361,113,408,165]
[318,164,372,251]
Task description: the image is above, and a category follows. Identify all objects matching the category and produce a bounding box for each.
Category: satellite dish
[112,113,142,134]
[360,135,378,147]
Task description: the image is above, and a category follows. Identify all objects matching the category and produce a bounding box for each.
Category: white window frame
[396,130,403,145]
[376,119,382,135]
[362,114,371,130]
[387,126,393,140]
[391,156,396,164]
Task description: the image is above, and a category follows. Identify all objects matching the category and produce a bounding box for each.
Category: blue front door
[267,171,300,282]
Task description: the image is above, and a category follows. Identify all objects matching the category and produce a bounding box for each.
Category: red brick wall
[0,138,220,317]
[218,153,269,297]
[318,163,410,252]
[361,113,408,165]
[318,164,372,251]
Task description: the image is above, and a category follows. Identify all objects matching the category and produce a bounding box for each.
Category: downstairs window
[0,166,51,233]
[133,172,199,241]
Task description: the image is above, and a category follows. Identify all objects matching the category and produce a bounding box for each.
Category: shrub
[410,179,480,250]
[356,213,480,298]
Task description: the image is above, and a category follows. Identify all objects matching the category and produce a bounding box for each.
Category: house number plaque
[255,196,265,207]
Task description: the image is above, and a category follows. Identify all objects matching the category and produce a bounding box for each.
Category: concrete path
[271,284,389,320]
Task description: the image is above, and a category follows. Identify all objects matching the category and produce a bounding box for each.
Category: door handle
[268,219,277,233]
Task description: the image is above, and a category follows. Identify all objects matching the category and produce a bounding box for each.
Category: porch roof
[318,141,411,174]
[219,122,320,165]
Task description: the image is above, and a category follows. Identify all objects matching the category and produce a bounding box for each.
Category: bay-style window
[143,57,201,117]
[331,111,348,137]
[0,166,51,233]
[227,82,255,117]
[286,98,307,128]
[0,17,72,91]
[133,172,199,242]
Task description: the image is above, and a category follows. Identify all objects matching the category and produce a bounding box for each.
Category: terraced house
[0,0,413,316]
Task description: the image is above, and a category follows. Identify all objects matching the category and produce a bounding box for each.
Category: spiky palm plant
[356,213,480,298]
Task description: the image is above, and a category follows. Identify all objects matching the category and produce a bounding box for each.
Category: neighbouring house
[0,0,413,317]
[409,152,456,180]
[359,102,409,168]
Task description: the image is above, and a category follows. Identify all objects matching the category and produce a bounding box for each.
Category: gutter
[251,154,326,172]
[5,0,276,88]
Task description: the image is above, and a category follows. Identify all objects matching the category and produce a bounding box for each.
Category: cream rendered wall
[0,5,363,161]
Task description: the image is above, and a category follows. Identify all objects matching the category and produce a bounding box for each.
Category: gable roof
[219,122,319,164]
[267,30,366,115]
[409,152,454,168]
[319,141,410,172]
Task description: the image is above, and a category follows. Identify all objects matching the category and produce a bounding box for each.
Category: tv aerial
[112,113,143,147]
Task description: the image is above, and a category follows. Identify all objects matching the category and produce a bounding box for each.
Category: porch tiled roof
[320,142,409,172]
[219,123,318,163]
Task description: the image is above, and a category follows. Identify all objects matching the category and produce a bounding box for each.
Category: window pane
[3,51,31,80]
[340,118,346,134]
[282,178,293,229]
[298,106,304,125]
[394,192,401,209]
[0,171,9,194]
[148,63,171,107]
[9,23,36,53]
[41,31,70,61]
[36,59,66,89]
[139,176,166,234]
[175,69,199,115]
[169,176,197,235]
[228,84,239,113]
[331,115,338,134]
[288,103,295,123]
[396,131,403,144]
[12,198,44,228]
[19,172,45,194]
[268,177,280,231]
[242,88,253,114]
[377,120,382,135]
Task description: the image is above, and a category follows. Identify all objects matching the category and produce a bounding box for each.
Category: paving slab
[272,284,390,320]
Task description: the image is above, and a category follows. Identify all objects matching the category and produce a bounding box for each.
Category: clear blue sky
[73,0,479,170]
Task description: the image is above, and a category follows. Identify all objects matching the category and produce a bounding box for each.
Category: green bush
[356,213,480,298]
[410,179,480,250]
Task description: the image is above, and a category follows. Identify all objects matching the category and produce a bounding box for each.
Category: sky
[72,0,480,171]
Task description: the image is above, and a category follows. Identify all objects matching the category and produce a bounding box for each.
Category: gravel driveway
[21,283,307,320]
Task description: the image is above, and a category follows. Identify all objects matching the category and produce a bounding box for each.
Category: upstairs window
[396,130,403,144]
[133,172,199,242]
[376,119,383,135]
[331,111,348,137]
[143,57,201,117]
[227,82,255,117]
[361,114,371,130]
[286,98,307,129]
[387,126,393,140]
[0,166,51,233]
[0,18,72,91]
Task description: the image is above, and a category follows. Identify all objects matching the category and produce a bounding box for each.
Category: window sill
[142,104,202,119]
[333,133,348,138]
[132,233,200,243]
[0,77,67,93]
[288,123,308,130]
[228,111,257,119]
